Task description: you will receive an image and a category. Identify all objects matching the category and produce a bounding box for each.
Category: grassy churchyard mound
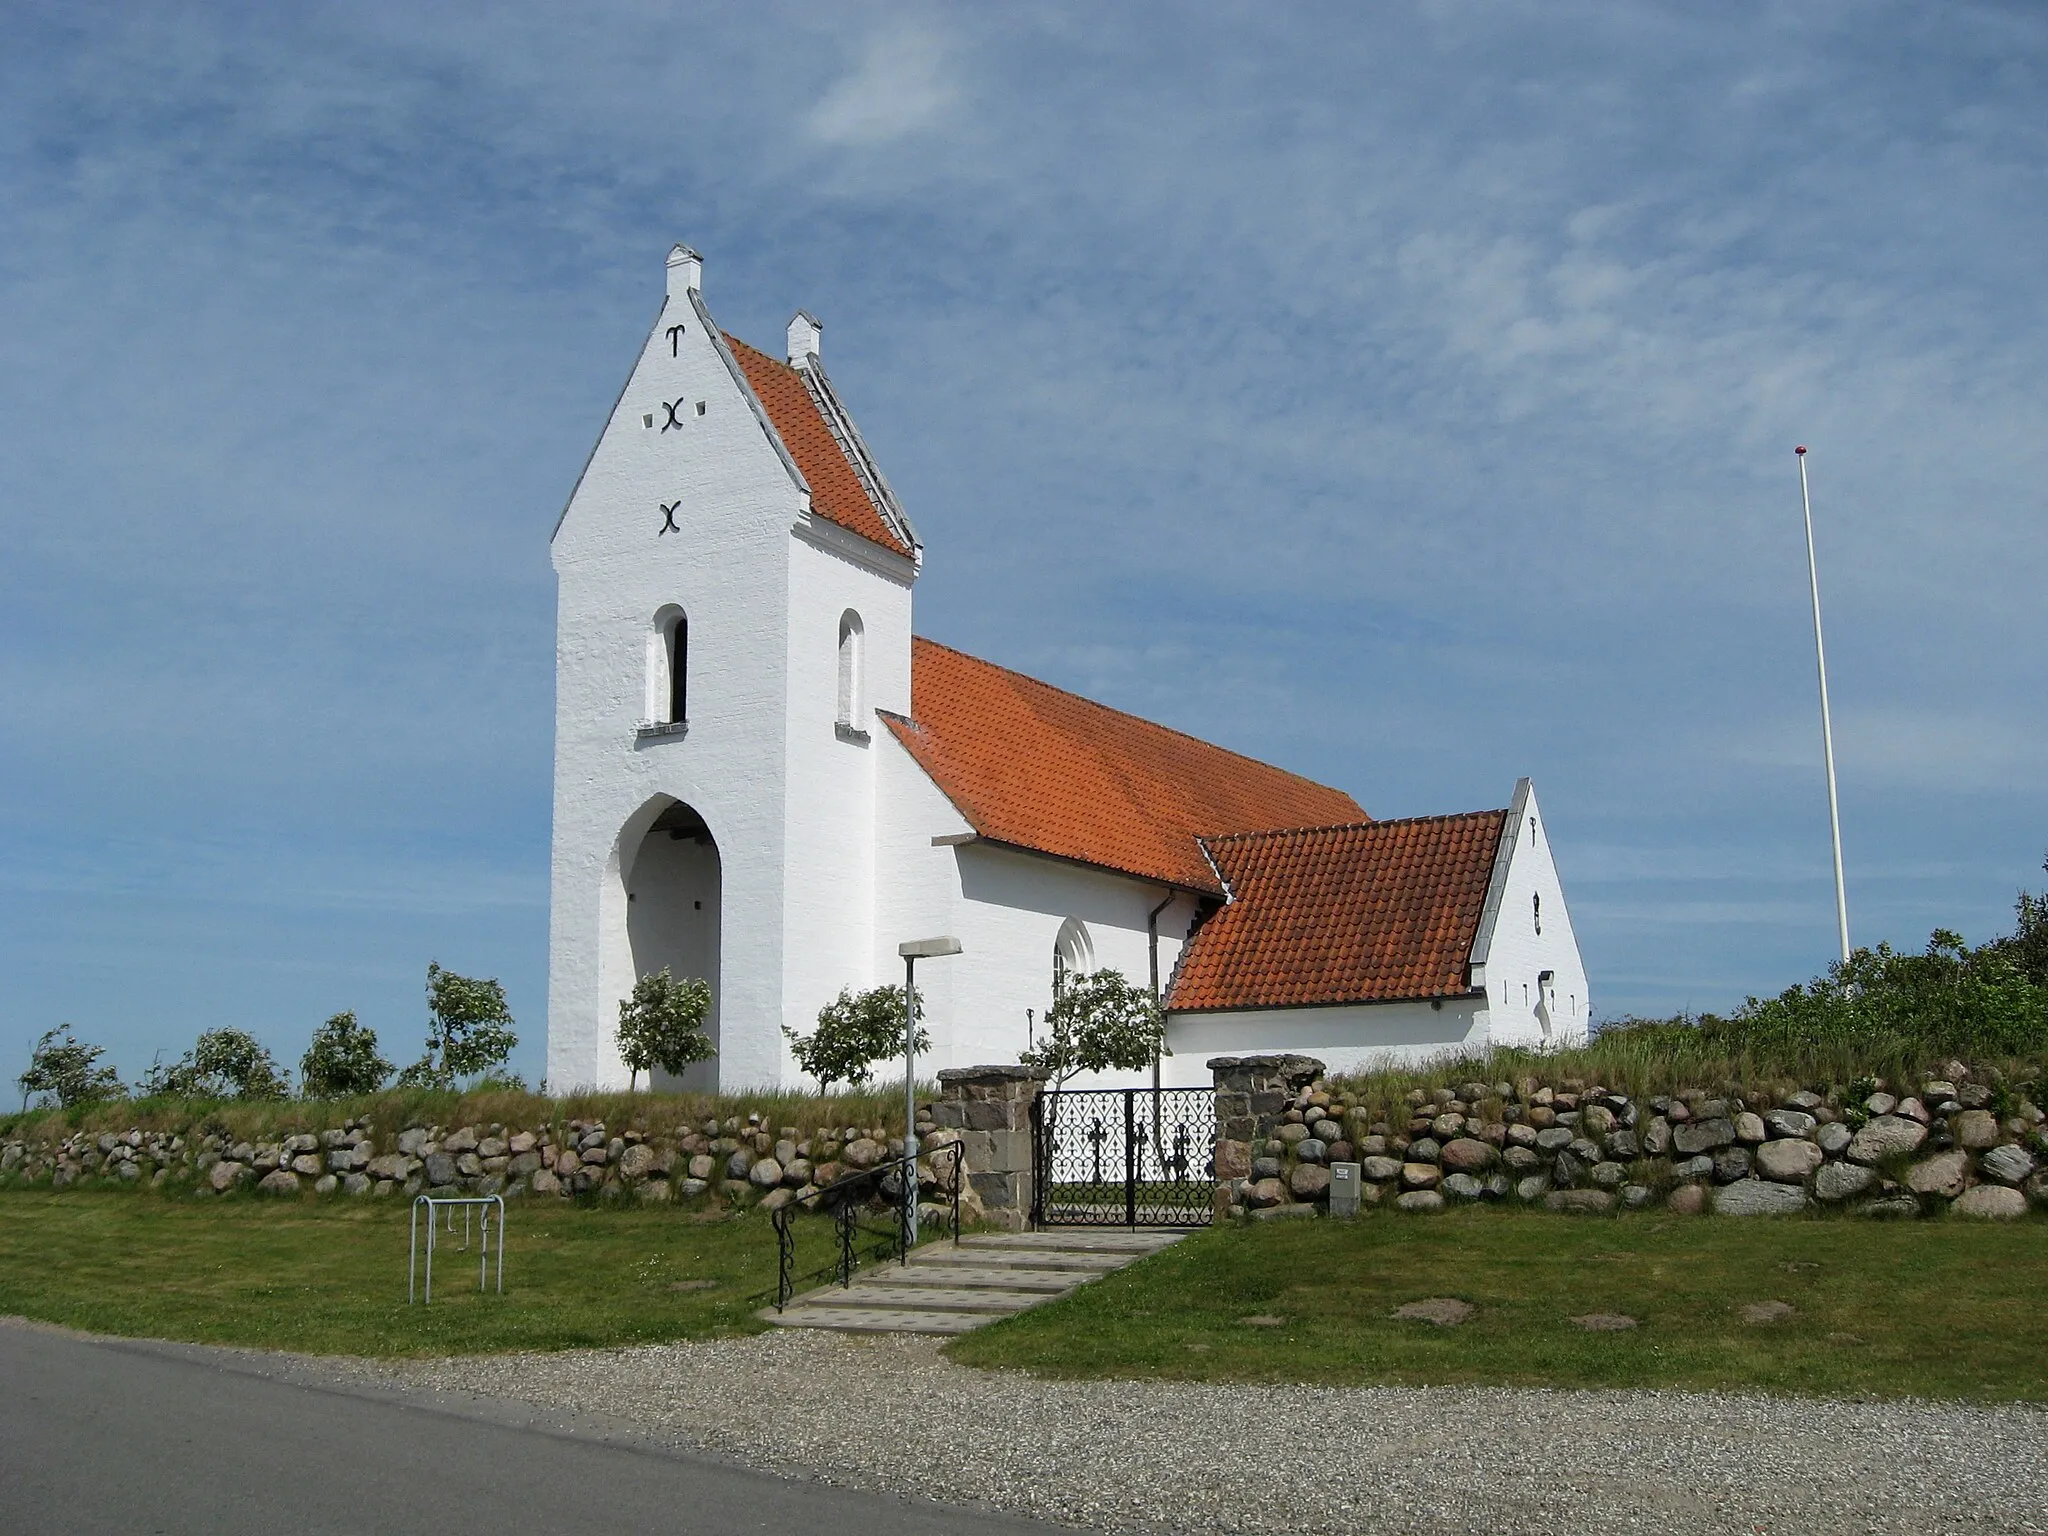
[1221,1047,2046,1221]
[0,1083,921,1209]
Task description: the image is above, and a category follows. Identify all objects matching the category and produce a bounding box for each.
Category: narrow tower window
[1533,892,1542,934]
[836,610,864,728]
[649,606,688,726]
[669,613,688,724]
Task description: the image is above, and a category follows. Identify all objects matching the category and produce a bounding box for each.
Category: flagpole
[1796,445,1851,965]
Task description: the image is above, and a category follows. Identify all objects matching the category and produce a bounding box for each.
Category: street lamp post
[897,936,961,1247]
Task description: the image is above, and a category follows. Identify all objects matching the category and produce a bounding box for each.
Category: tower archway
[620,798,722,1091]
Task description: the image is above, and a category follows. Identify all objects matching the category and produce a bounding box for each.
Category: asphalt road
[0,1320,1072,1536]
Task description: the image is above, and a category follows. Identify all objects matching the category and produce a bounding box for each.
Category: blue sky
[3,2,2044,1087]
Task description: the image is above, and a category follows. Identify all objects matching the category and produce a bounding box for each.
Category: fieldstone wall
[1211,1054,1329,1218]
[1214,1057,2048,1221]
[0,1105,977,1222]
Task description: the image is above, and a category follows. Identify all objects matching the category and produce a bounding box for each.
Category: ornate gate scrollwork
[1031,1086,1215,1227]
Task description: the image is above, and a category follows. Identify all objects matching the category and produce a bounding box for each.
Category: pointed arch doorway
[624,798,722,1091]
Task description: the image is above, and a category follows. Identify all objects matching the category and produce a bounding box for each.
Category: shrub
[1988,852,2048,990]
[784,985,927,1093]
[299,1011,394,1098]
[397,963,516,1089]
[144,1027,291,1101]
[17,1028,124,1111]
[616,969,715,1091]
[1722,929,2048,1061]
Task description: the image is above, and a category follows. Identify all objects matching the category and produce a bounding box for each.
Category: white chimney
[666,244,702,297]
[786,310,822,366]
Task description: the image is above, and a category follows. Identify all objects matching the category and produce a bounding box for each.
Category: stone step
[769,1306,988,1335]
[868,1264,1077,1293]
[788,1285,1050,1315]
[765,1230,1187,1335]
[957,1231,1183,1253]
[909,1248,1124,1274]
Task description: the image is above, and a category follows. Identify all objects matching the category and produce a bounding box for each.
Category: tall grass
[0,1081,932,1144]
[1326,1015,2046,1126]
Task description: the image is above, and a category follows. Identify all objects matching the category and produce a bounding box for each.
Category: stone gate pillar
[925,1065,1049,1232]
[1209,1054,1326,1220]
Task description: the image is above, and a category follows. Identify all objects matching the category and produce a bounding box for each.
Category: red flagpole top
[1795,445,1807,455]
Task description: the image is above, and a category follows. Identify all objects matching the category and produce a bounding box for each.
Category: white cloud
[805,22,959,148]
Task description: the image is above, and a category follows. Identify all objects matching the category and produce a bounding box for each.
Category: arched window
[836,610,864,728]
[1052,917,1094,998]
[649,606,688,726]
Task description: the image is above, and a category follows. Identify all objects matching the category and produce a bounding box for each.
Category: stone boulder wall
[1211,1056,2048,1224]
[0,1106,979,1223]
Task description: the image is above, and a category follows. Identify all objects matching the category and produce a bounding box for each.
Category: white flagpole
[1796,445,1851,965]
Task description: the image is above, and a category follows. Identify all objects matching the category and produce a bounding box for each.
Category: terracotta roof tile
[1166,811,1510,1010]
[723,333,913,558]
[883,638,1365,893]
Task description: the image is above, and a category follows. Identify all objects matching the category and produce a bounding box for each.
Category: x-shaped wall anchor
[658,501,681,535]
[660,400,685,431]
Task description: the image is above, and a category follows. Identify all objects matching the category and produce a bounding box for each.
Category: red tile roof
[1166,811,1510,1010]
[723,333,913,558]
[883,638,1366,893]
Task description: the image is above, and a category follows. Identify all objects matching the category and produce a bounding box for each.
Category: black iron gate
[1031,1086,1216,1227]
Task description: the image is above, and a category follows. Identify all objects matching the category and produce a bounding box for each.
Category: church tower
[546,246,920,1091]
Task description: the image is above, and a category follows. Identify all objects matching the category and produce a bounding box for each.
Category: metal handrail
[769,1140,963,1312]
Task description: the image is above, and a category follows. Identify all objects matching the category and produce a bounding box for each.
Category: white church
[545,246,1590,1092]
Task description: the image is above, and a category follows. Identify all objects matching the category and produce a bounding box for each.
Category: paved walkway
[766,1228,1185,1334]
[0,1319,1065,1536]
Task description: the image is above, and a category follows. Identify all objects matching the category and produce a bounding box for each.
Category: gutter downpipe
[1147,892,1174,1106]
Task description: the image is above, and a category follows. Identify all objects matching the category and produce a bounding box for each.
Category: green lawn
[948,1207,2048,1402]
[10,1194,2048,1399]
[0,1191,788,1356]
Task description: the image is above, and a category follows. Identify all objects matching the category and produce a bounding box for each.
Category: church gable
[551,245,913,568]
[880,638,1365,893]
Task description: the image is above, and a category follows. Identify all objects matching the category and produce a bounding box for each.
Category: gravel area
[310,1330,2048,1535]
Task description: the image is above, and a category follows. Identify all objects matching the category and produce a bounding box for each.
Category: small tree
[398,963,518,1089]
[1020,968,1166,1091]
[300,1011,394,1098]
[18,1028,124,1111]
[616,969,716,1091]
[146,1027,290,1100]
[783,984,927,1093]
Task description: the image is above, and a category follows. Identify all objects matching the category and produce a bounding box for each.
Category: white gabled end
[786,310,821,365]
[666,244,702,297]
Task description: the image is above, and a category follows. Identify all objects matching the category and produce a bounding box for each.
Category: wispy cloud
[805,21,960,148]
